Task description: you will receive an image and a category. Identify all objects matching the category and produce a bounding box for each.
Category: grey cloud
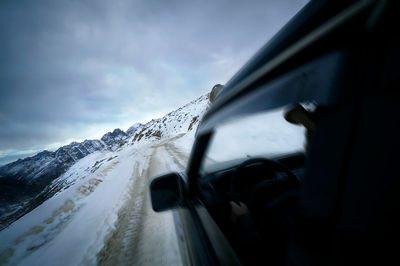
[0,0,308,156]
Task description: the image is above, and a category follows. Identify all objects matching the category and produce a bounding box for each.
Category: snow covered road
[0,135,192,266]
[97,144,184,266]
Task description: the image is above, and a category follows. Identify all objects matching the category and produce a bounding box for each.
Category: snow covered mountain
[130,94,209,144]
[0,140,105,183]
[101,129,128,147]
[0,93,210,231]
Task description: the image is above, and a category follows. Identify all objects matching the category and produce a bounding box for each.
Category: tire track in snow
[97,144,183,266]
[97,156,149,265]
[128,146,182,266]
[164,142,190,169]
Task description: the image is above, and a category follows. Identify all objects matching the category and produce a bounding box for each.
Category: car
[150,0,399,265]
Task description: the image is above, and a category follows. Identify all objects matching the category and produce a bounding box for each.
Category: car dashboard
[197,152,306,239]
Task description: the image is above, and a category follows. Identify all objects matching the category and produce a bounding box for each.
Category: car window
[200,106,308,174]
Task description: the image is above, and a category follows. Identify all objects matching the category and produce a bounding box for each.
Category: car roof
[188,0,396,186]
[215,0,353,102]
[198,0,386,134]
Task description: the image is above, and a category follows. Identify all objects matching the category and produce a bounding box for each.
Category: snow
[128,94,210,145]
[126,123,142,136]
[0,94,210,266]
[0,92,309,265]
[0,136,192,265]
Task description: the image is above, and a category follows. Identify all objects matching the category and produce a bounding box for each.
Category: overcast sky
[0,0,307,165]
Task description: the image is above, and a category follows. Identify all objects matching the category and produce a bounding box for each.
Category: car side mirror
[150,172,185,212]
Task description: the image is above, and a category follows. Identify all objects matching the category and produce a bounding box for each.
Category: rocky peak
[127,123,142,136]
[101,128,128,147]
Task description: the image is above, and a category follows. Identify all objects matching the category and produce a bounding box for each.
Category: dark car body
[150,0,399,265]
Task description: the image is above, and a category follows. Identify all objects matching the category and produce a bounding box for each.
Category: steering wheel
[230,157,299,205]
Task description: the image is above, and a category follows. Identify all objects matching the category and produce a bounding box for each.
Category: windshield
[201,106,307,174]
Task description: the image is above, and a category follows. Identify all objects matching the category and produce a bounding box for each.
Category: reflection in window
[201,107,306,174]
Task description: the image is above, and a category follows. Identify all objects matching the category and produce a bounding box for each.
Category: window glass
[201,106,306,174]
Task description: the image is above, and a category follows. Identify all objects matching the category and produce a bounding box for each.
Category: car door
[150,170,241,266]
[151,0,397,265]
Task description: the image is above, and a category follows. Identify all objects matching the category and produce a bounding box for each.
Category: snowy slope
[0,140,181,265]
[129,94,209,144]
[0,140,106,183]
[0,94,209,231]
[0,93,210,265]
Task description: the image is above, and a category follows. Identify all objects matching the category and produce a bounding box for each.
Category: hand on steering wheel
[230,201,249,223]
[230,157,299,206]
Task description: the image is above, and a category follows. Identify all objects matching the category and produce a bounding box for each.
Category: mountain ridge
[0,93,210,180]
[0,92,210,230]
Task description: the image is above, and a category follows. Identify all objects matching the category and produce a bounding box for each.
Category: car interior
[198,153,305,224]
[198,153,305,264]
[149,1,399,265]
[196,104,312,265]
[195,97,399,265]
